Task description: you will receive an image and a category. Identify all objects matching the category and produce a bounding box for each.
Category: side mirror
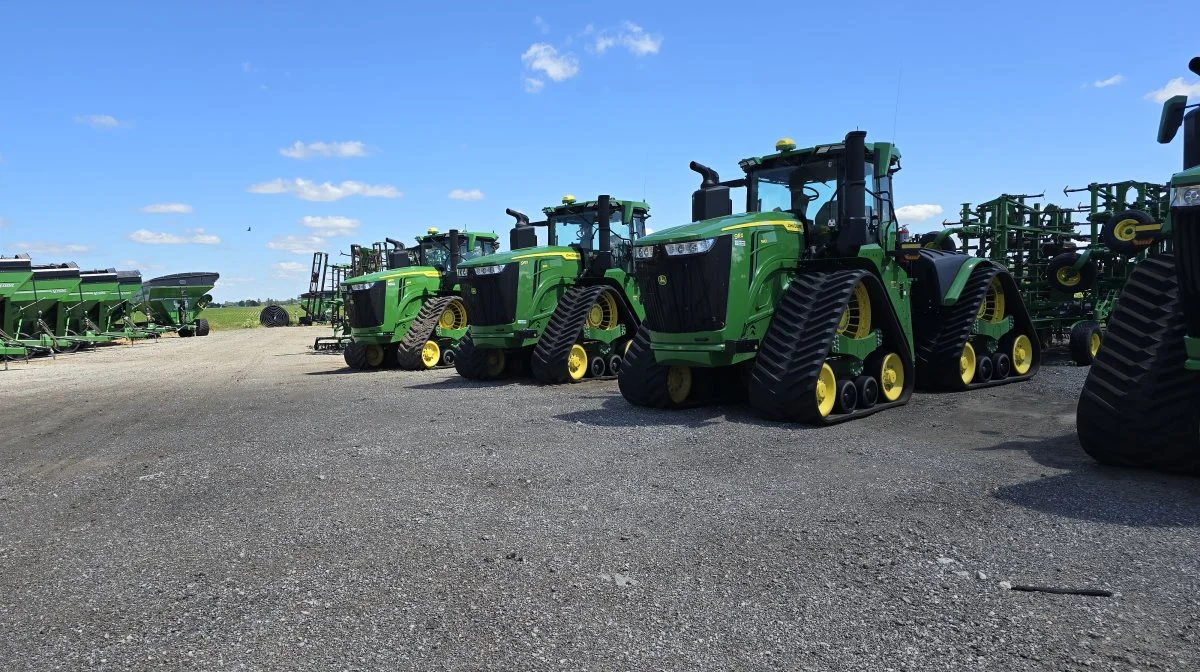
[1190,56,1200,77]
[1158,95,1188,144]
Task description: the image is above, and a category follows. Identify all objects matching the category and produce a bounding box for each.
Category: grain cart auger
[452,195,650,383]
[1076,56,1200,472]
[340,229,500,370]
[618,131,1041,424]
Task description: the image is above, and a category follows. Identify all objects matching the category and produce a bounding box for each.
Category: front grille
[638,235,732,333]
[461,263,518,326]
[1174,209,1200,335]
[347,281,386,329]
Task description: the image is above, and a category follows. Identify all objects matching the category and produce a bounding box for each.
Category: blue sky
[1,1,1197,300]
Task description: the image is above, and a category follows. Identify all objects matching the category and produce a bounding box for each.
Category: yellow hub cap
[977,277,1006,323]
[880,352,904,401]
[837,281,872,339]
[1113,218,1138,242]
[585,291,620,330]
[438,300,468,330]
[1011,334,1033,374]
[421,340,441,368]
[959,342,976,385]
[485,349,506,376]
[1056,267,1081,287]
[667,365,692,404]
[1089,332,1101,356]
[815,362,837,417]
[365,344,385,367]
[567,344,588,381]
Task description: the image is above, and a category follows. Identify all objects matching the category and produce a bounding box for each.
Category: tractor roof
[541,195,650,217]
[415,229,499,243]
[737,138,901,176]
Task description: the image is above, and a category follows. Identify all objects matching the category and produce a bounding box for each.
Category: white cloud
[299,215,360,236]
[266,234,327,255]
[895,204,945,224]
[247,178,401,201]
[521,43,580,83]
[1093,74,1125,88]
[618,22,662,56]
[594,35,616,54]
[272,262,306,279]
[11,241,93,255]
[128,228,221,245]
[1145,77,1200,102]
[0,216,9,228]
[448,188,485,201]
[644,227,654,234]
[279,140,369,159]
[74,114,124,129]
[533,16,550,34]
[140,202,193,214]
[523,77,545,93]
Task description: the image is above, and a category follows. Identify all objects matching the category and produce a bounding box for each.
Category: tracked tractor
[453,195,650,383]
[341,228,500,371]
[1076,56,1200,472]
[618,131,1041,423]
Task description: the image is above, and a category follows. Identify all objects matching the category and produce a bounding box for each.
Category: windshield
[751,162,838,224]
[549,209,626,250]
[420,236,475,269]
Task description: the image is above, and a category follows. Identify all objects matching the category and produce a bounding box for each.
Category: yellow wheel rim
[485,348,506,376]
[880,352,904,401]
[421,340,441,368]
[1055,267,1081,287]
[365,344,385,367]
[567,344,588,380]
[1011,334,1033,374]
[1089,332,1101,356]
[438,299,468,330]
[837,281,872,339]
[959,342,976,385]
[1113,218,1138,242]
[667,365,692,404]
[815,362,837,417]
[977,277,1006,323]
[585,291,619,330]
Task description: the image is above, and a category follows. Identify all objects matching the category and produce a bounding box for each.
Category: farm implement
[133,272,219,337]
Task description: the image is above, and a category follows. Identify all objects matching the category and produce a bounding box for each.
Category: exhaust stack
[836,130,870,256]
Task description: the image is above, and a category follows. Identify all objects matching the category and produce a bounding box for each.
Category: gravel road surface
[1,328,1197,671]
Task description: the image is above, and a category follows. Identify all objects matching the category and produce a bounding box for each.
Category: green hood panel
[344,266,442,285]
[459,245,582,268]
[637,211,802,244]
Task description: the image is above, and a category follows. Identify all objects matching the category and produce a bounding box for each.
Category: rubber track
[1076,254,1200,472]
[396,296,455,370]
[530,285,605,384]
[617,324,680,408]
[914,262,1039,390]
[747,270,911,425]
[452,332,492,380]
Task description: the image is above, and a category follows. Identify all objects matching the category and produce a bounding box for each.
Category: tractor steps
[1076,253,1200,472]
[396,296,456,370]
[530,285,606,384]
[748,269,911,425]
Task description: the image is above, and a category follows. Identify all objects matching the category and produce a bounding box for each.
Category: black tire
[178,328,194,338]
[991,352,1011,380]
[975,353,994,384]
[441,348,456,367]
[259,304,290,328]
[1068,320,1103,366]
[1076,254,1200,472]
[1102,210,1160,256]
[1047,252,1097,293]
[617,324,686,409]
[854,375,879,408]
[834,379,857,414]
[589,356,606,378]
[452,333,496,380]
[607,354,622,376]
[343,342,370,370]
[195,318,210,337]
[382,344,399,368]
[918,232,957,252]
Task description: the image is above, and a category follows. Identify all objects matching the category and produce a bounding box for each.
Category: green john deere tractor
[618,130,1041,423]
[341,228,500,370]
[1076,56,1200,472]
[453,194,650,383]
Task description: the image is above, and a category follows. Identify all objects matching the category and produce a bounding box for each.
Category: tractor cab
[543,195,650,275]
[412,229,501,272]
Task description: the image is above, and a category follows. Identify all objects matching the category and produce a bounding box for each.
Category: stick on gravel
[1010,585,1114,597]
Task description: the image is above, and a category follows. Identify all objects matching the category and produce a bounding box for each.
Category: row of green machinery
[1076,55,1200,473]
[918,181,1167,366]
[0,253,218,367]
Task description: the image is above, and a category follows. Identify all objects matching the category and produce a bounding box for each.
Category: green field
[199,304,304,331]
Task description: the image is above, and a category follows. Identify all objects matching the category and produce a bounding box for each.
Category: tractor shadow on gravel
[984,434,1200,528]
[552,396,830,430]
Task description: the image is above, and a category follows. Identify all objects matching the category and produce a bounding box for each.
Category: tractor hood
[636,211,802,246]
[343,266,441,287]
[457,245,582,268]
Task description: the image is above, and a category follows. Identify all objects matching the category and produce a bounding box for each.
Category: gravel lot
[1,327,1197,671]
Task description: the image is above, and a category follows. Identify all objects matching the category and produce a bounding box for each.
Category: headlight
[633,245,655,259]
[456,268,468,277]
[1172,185,1200,207]
[349,282,374,291]
[470,264,506,276]
[663,238,716,256]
